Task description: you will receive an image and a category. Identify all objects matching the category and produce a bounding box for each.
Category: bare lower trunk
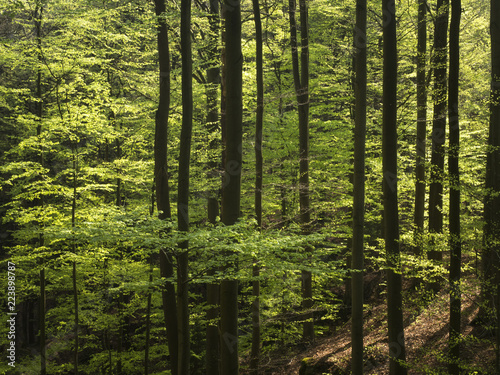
[382,0,407,373]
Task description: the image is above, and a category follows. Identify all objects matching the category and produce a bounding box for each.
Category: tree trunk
[220,0,242,373]
[73,261,79,374]
[205,1,221,373]
[145,264,153,375]
[289,0,313,341]
[40,268,46,375]
[483,0,500,371]
[428,0,449,262]
[351,0,367,373]
[251,0,263,373]
[414,0,427,256]
[448,0,461,372]
[382,0,407,373]
[71,151,79,375]
[177,0,193,371]
[153,1,178,374]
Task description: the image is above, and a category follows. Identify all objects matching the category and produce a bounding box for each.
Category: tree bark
[289,0,313,341]
[382,0,407,373]
[145,264,153,375]
[448,0,461,373]
[153,1,178,374]
[71,151,79,375]
[483,0,500,371]
[40,268,46,375]
[220,0,242,373]
[251,0,263,372]
[351,0,367,373]
[205,1,221,373]
[177,0,193,371]
[414,0,427,256]
[428,0,449,261]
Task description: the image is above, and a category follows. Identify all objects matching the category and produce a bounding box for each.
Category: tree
[251,0,264,372]
[414,0,427,256]
[448,0,461,372]
[428,0,449,262]
[205,0,221,373]
[288,0,312,341]
[220,0,242,373]
[483,0,500,371]
[153,0,178,373]
[351,0,367,373]
[382,0,407,373]
[177,0,193,371]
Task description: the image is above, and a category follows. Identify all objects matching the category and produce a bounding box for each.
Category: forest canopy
[0,0,498,374]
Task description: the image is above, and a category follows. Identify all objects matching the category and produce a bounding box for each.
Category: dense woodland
[0,0,499,373]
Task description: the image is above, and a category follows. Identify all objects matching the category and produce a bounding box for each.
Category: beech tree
[483,0,500,370]
[414,0,427,256]
[153,1,178,373]
[351,0,367,372]
[382,0,407,373]
[448,0,461,372]
[176,0,193,371]
[251,0,264,372]
[428,0,449,262]
[288,0,312,341]
[220,0,242,373]
[205,0,221,372]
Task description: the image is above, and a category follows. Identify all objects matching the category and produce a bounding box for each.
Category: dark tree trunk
[153,1,178,374]
[34,5,46,374]
[40,268,46,375]
[289,0,313,341]
[177,0,193,371]
[145,265,153,375]
[205,1,221,374]
[251,0,263,372]
[71,150,79,375]
[382,0,407,373]
[448,0,461,373]
[220,0,242,373]
[351,0,367,373]
[414,0,427,256]
[428,0,449,261]
[73,261,79,374]
[483,0,500,371]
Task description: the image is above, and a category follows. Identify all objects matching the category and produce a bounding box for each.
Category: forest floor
[246,265,497,374]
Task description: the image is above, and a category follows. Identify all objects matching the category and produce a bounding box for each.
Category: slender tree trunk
[298,0,312,340]
[351,0,367,373]
[40,268,46,375]
[382,0,407,374]
[289,0,313,341]
[34,1,43,141]
[251,0,263,372]
[72,152,79,374]
[428,0,449,262]
[483,0,500,371]
[205,1,221,373]
[448,0,461,373]
[414,0,427,256]
[220,0,242,373]
[145,264,152,375]
[153,1,178,374]
[73,261,79,374]
[154,0,172,223]
[34,5,46,374]
[177,0,193,372]
[116,132,122,207]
